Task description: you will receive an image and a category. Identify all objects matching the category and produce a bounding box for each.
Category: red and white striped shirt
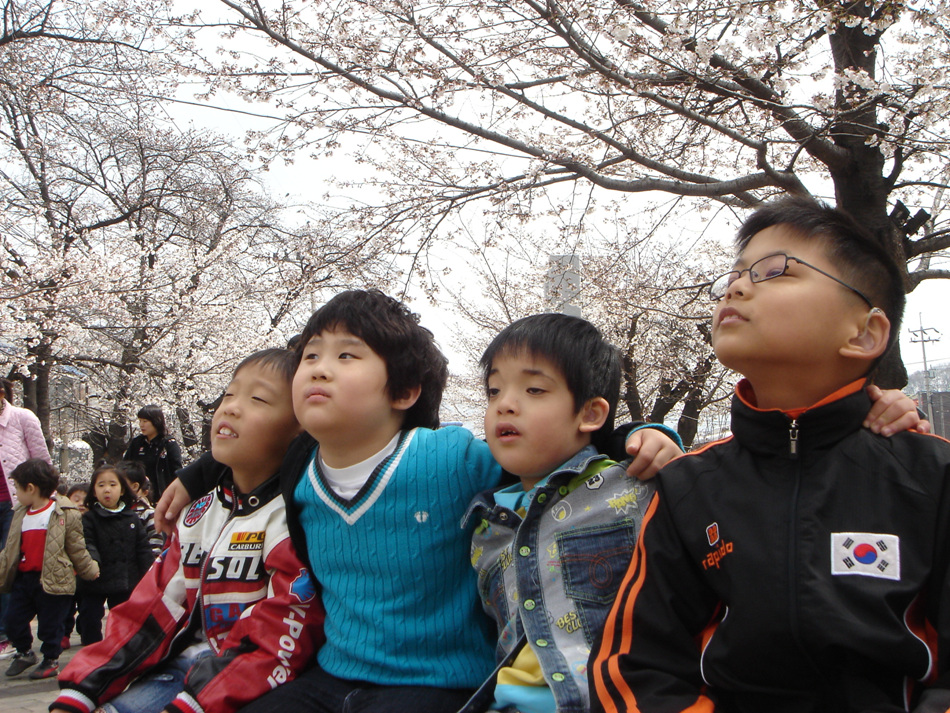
[18,497,55,572]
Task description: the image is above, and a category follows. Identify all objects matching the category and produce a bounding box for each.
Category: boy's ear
[392,384,422,412]
[578,397,611,434]
[840,307,890,362]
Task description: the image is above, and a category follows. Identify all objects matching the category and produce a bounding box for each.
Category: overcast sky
[164,90,950,385]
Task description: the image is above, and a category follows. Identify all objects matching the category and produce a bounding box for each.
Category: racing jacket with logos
[53,471,325,713]
[592,379,950,713]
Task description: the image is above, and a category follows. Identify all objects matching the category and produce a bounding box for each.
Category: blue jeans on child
[102,646,214,713]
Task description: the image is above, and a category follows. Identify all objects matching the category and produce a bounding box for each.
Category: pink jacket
[0,401,52,506]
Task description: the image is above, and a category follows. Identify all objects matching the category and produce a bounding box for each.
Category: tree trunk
[827,7,908,389]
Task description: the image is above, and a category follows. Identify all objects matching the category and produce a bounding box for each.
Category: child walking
[75,464,155,645]
[0,459,98,679]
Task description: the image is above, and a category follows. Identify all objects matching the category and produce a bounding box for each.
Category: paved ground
[0,624,84,713]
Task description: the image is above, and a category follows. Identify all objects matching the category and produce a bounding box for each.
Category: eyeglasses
[709,253,873,307]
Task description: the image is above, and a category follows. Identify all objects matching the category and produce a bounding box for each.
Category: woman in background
[123,405,182,501]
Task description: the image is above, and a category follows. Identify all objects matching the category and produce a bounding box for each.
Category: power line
[909,313,942,423]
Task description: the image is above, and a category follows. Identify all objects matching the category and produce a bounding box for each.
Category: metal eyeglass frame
[709,253,874,308]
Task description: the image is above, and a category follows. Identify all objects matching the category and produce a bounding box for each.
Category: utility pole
[909,313,942,424]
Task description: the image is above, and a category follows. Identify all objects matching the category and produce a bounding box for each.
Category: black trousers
[6,571,71,660]
[239,665,476,713]
[76,590,131,645]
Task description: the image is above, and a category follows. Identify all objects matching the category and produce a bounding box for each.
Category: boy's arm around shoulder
[434,425,504,491]
[175,522,325,713]
[607,422,684,480]
[590,476,721,713]
[178,451,226,500]
[64,507,98,581]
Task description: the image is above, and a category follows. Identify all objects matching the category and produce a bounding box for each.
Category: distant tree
[440,212,733,447]
[0,0,396,455]
[190,0,950,386]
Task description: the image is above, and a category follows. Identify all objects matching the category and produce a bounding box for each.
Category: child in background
[66,484,88,514]
[592,196,950,712]
[51,347,324,713]
[61,484,90,650]
[116,460,164,555]
[460,314,679,713]
[0,459,98,679]
[75,465,154,645]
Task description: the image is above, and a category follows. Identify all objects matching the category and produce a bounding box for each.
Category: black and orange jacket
[591,379,950,713]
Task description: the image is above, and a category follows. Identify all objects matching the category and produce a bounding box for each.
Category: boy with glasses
[592,196,950,713]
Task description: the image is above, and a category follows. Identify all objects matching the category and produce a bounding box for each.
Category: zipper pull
[789,418,799,456]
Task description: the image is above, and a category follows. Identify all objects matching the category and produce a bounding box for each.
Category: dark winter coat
[80,502,155,595]
[123,434,183,500]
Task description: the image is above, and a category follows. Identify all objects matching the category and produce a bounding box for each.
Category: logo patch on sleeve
[289,568,317,603]
[831,532,900,580]
[183,494,214,528]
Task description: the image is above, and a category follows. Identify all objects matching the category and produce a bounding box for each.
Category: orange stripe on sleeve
[592,492,660,713]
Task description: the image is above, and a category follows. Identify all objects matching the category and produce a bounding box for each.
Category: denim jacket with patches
[461,446,656,713]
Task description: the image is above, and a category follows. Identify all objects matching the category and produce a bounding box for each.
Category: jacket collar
[730,378,871,458]
[215,468,283,514]
[462,445,608,526]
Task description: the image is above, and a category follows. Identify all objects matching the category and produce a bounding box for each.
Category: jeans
[6,571,71,660]
[238,665,476,713]
[0,500,13,636]
[103,648,214,713]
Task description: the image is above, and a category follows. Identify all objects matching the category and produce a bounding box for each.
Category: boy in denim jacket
[462,313,682,713]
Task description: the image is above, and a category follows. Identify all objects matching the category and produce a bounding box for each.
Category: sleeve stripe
[592,491,661,713]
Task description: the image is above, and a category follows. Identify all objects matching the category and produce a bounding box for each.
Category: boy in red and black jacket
[51,348,324,713]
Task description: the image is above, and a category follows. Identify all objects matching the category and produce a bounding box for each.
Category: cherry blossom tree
[436,205,732,446]
[0,0,395,457]
[190,0,950,387]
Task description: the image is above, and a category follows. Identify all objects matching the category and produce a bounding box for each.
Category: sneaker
[5,650,38,676]
[0,640,14,659]
[28,657,59,679]
[61,636,71,650]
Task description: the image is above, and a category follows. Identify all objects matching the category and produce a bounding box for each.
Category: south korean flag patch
[831,532,900,581]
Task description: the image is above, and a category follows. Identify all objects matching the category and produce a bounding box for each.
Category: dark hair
[136,404,167,439]
[298,289,449,430]
[85,465,135,510]
[736,196,906,350]
[480,313,622,449]
[10,458,60,498]
[0,378,12,402]
[115,460,150,503]
[234,347,298,385]
[66,483,89,499]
